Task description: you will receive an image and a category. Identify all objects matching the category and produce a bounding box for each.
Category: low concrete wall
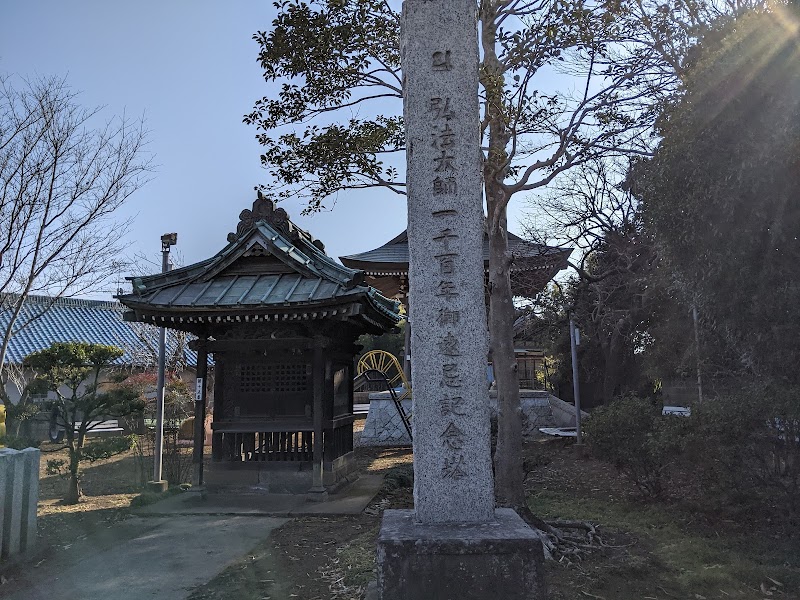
[548,395,589,428]
[359,390,586,446]
[489,390,558,438]
[0,447,40,561]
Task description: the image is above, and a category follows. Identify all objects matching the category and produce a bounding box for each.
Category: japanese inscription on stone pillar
[402,0,495,523]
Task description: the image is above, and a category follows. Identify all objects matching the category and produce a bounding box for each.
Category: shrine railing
[214,429,311,462]
[212,417,354,463]
[324,418,354,462]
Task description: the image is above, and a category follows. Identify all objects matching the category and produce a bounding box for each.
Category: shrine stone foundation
[375,0,545,597]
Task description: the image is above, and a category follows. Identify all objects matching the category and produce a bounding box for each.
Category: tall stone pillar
[375,0,545,597]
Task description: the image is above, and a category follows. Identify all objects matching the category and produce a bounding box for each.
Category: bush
[46,458,66,476]
[118,373,195,487]
[585,386,800,519]
[383,464,414,491]
[82,435,136,463]
[585,394,687,498]
[131,430,193,487]
[178,417,194,440]
[0,434,41,450]
[685,386,800,517]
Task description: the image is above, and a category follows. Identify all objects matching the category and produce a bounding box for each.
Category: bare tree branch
[0,74,153,398]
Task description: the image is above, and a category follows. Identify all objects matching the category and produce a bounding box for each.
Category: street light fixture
[149,233,177,491]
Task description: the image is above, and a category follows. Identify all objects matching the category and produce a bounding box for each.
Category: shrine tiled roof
[0,294,196,366]
[340,229,571,273]
[129,269,397,319]
[117,197,401,329]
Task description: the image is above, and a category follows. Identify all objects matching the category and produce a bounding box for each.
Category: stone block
[362,392,579,445]
[359,398,413,446]
[204,463,261,490]
[258,467,312,494]
[1,449,25,559]
[377,508,545,600]
[548,394,588,428]
[0,450,8,555]
[322,453,356,488]
[19,448,40,552]
[146,480,169,493]
[402,0,495,524]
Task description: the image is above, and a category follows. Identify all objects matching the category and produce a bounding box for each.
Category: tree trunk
[488,210,525,508]
[480,1,525,510]
[64,430,83,504]
[601,319,628,403]
[65,473,82,505]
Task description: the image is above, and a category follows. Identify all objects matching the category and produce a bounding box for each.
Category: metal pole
[403,313,411,383]
[569,316,582,445]
[401,285,412,383]
[153,233,176,486]
[692,304,704,404]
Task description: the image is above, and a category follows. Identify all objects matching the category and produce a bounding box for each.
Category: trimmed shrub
[685,385,800,517]
[178,417,194,440]
[585,394,687,498]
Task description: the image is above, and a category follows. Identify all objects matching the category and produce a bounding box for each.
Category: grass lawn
[527,443,800,599]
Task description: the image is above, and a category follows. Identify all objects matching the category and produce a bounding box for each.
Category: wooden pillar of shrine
[309,339,327,498]
[211,353,225,461]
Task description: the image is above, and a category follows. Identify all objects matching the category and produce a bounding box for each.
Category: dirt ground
[191,440,800,600]
[187,444,413,600]
[34,445,142,552]
[3,433,799,600]
[0,444,141,594]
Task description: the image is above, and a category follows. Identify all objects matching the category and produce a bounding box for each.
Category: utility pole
[569,315,582,445]
[149,232,177,492]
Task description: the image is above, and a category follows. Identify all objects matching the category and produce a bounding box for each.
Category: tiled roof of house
[0,294,197,367]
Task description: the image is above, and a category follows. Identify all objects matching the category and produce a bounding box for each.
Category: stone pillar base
[146,480,168,493]
[376,508,545,600]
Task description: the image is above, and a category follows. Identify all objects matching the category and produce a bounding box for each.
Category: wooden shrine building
[341,229,571,383]
[340,228,571,302]
[118,197,401,494]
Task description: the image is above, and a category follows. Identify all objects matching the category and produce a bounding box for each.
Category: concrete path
[1,474,384,599]
[4,515,287,600]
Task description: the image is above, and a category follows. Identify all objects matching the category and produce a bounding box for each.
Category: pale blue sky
[1,0,532,298]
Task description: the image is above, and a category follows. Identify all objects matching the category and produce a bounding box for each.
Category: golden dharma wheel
[356,350,410,398]
[0,404,6,444]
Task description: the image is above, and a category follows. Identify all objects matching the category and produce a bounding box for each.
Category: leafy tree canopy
[26,342,123,389]
[245,0,727,512]
[630,2,800,382]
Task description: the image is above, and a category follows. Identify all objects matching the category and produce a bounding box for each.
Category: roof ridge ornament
[228,193,290,243]
[226,193,327,253]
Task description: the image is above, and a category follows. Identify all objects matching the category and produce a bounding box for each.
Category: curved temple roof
[117,197,401,333]
[340,229,572,299]
[340,229,571,273]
